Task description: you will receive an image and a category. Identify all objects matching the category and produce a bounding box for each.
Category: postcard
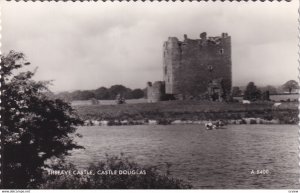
[0,0,298,190]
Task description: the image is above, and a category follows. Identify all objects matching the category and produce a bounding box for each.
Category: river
[67,124,299,189]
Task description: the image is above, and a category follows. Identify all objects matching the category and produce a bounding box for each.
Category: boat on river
[205,120,226,130]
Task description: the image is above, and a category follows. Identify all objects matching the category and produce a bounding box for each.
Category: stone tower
[147,81,165,103]
[163,32,232,100]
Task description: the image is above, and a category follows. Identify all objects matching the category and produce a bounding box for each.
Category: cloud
[2,1,298,91]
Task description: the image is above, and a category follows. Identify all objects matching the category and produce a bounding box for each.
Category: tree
[282,80,299,93]
[243,82,262,101]
[108,85,132,99]
[260,85,277,95]
[115,94,126,104]
[131,89,145,99]
[71,90,95,100]
[262,91,270,101]
[231,86,242,97]
[1,51,83,188]
[94,87,109,100]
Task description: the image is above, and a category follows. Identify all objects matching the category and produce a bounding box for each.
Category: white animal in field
[242,100,251,104]
[121,120,129,125]
[148,120,158,125]
[272,102,282,110]
[100,120,109,125]
[92,120,100,126]
[273,102,282,107]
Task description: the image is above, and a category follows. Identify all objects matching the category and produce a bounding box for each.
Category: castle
[147,32,232,103]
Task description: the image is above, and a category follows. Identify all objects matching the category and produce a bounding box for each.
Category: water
[67,124,299,189]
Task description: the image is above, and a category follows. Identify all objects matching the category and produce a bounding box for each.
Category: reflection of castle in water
[147,32,232,103]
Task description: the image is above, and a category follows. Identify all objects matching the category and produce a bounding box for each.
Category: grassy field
[73,100,298,124]
[71,98,147,106]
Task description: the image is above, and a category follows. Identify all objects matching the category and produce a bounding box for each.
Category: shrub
[274,111,298,124]
[263,114,273,121]
[40,154,192,189]
[2,51,83,188]
[249,119,257,124]
[158,118,172,125]
[240,119,247,124]
[243,82,262,101]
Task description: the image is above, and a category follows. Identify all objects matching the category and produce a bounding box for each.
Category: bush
[158,118,172,125]
[2,51,83,188]
[249,119,257,124]
[40,154,192,189]
[243,82,261,101]
[240,119,247,124]
[274,111,298,124]
[263,114,273,121]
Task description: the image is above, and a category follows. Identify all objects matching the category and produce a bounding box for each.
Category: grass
[73,100,298,124]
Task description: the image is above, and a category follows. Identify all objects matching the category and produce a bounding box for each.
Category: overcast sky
[2,1,298,92]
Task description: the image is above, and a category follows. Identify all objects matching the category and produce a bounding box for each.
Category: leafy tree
[131,88,145,99]
[282,80,299,93]
[108,85,132,99]
[71,90,95,100]
[262,91,270,101]
[94,87,109,100]
[231,86,242,97]
[55,86,145,101]
[1,51,83,188]
[243,82,262,101]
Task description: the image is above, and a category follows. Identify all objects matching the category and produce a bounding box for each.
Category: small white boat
[205,120,226,130]
[205,122,214,130]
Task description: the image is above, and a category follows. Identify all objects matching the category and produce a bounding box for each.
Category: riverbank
[82,117,282,126]
[73,100,298,126]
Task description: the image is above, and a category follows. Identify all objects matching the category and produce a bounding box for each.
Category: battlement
[164,32,231,50]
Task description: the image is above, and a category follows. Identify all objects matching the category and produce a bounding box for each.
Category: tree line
[55,85,146,101]
[56,80,299,102]
[232,80,299,101]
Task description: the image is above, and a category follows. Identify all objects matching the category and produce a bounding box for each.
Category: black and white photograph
[1,0,299,190]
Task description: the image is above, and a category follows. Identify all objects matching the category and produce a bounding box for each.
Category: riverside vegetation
[74,100,298,126]
[2,51,192,189]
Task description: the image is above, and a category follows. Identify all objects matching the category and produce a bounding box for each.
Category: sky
[2,1,298,92]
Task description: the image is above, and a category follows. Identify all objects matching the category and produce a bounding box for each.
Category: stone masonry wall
[147,81,165,103]
[163,32,232,100]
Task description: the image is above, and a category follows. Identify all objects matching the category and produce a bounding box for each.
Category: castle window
[164,66,167,75]
[219,49,224,55]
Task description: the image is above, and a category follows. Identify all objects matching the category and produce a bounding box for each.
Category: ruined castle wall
[147,81,165,103]
[163,33,232,99]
